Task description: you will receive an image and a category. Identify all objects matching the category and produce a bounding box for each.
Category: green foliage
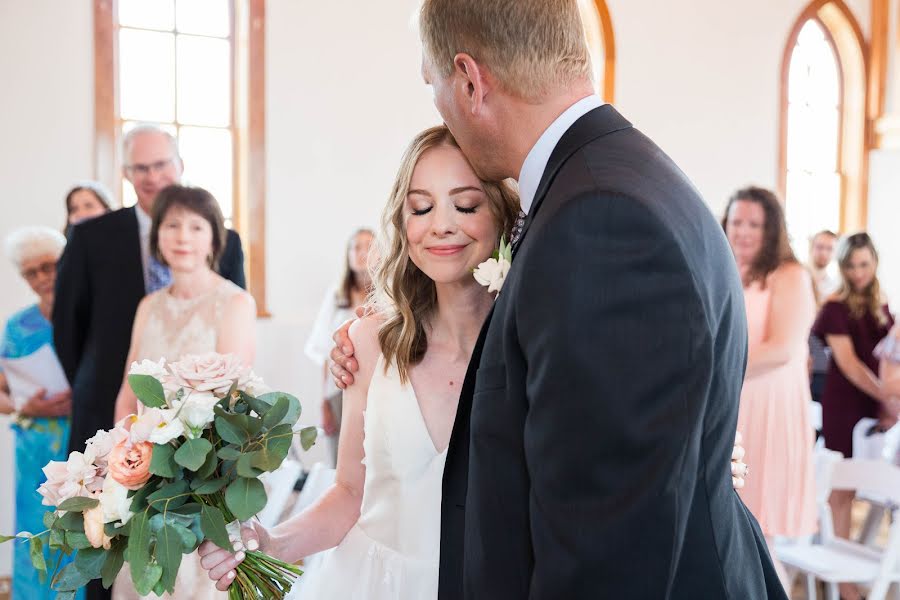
[300,426,318,451]
[128,374,167,408]
[101,540,126,589]
[156,525,184,593]
[147,480,191,511]
[57,497,100,512]
[149,443,179,478]
[225,477,267,521]
[199,505,233,552]
[174,437,212,471]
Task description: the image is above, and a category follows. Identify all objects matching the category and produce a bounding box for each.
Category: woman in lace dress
[112,185,256,600]
[198,127,750,599]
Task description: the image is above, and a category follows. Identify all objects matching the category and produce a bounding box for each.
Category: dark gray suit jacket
[439,105,786,599]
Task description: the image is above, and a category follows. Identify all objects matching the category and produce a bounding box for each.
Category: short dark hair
[150,185,226,269]
[721,185,797,286]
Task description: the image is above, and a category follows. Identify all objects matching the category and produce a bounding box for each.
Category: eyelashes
[410,206,478,216]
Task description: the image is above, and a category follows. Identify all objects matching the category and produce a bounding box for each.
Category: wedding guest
[64,181,113,235]
[808,230,839,409]
[812,232,895,600]
[877,324,900,398]
[723,186,817,590]
[0,227,83,600]
[304,228,374,465]
[53,125,246,600]
[111,184,254,600]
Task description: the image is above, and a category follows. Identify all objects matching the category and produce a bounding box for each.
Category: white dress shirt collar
[135,203,152,238]
[517,95,604,215]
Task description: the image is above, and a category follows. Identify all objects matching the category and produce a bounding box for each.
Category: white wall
[0,0,895,577]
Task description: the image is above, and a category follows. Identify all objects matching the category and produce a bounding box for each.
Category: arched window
[779,0,867,254]
[577,0,616,103]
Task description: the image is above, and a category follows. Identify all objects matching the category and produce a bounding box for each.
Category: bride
[198,126,747,598]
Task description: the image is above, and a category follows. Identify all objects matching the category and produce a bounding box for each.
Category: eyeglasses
[21,261,56,282]
[125,158,175,177]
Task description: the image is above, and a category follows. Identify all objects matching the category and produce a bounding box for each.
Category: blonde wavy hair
[371,126,519,382]
[835,232,889,326]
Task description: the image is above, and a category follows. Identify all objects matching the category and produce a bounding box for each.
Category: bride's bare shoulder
[348,314,384,379]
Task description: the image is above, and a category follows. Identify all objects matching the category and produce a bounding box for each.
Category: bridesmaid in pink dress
[723,187,818,589]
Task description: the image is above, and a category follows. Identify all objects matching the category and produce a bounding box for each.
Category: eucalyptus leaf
[199,505,232,552]
[225,477,267,521]
[156,525,184,593]
[73,546,106,579]
[174,437,212,472]
[101,541,126,589]
[65,531,92,550]
[149,443,179,478]
[146,480,191,511]
[251,424,293,471]
[133,562,163,596]
[57,496,100,512]
[30,536,47,579]
[237,452,264,478]
[241,391,271,416]
[215,413,248,445]
[52,562,92,592]
[300,426,318,451]
[127,511,151,582]
[195,443,219,479]
[56,511,84,532]
[262,396,290,428]
[191,477,229,495]
[258,392,302,427]
[129,480,160,513]
[43,511,59,530]
[49,528,67,551]
[128,374,167,409]
[217,446,242,461]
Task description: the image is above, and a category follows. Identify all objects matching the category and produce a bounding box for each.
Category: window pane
[786,170,840,257]
[577,0,606,98]
[176,0,230,37]
[118,0,175,31]
[119,29,176,122]
[176,35,231,127]
[179,126,233,220]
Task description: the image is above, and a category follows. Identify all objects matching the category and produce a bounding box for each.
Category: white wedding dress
[288,354,447,599]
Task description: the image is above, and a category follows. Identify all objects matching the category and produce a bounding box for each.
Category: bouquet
[1,352,317,599]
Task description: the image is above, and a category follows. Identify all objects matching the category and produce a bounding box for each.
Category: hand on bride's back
[198,522,269,591]
[329,308,366,389]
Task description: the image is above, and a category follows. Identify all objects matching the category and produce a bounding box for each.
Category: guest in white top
[304,228,374,465]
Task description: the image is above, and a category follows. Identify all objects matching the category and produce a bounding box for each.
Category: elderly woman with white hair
[0,226,84,600]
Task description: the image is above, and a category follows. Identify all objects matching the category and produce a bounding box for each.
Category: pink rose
[169,353,249,395]
[83,505,112,549]
[107,440,153,490]
[37,451,104,507]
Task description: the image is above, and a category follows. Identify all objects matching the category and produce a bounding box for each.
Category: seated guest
[0,227,83,600]
[812,232,895,600]
[64,181,113,234]
[877,324,900,398]
[304,227,374,466]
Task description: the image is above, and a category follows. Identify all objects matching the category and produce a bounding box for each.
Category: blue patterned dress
[1,304,83,600]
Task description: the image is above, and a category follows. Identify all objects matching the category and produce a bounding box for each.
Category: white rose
[99,476,134,526]
[240,370,270,397]
[128,358,168,379]
[170,353,249,395]
[473,257,511,294]
[174,391,220,430]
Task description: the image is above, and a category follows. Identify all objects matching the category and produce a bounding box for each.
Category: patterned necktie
[510,209,527,246]
[147,254,172,293]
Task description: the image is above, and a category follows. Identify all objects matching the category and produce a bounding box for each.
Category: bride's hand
[732,431,748,489]
[198,521,270,591]
[329,313,362,389]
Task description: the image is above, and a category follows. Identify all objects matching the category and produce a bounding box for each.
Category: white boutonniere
[473,236,512,294]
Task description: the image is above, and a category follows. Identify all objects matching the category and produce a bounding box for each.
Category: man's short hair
[122,124,180,163]
[419,0,592,101]
[811,230,838,242]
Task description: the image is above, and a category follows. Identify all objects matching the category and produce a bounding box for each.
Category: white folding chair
[778,458,900,600]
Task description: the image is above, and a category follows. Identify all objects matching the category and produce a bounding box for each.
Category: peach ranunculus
[83,504,112,549]
[107,440,153,490]
[169,353,249,395]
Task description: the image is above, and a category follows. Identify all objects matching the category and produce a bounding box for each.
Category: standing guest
[111,185,255,600]
[52,125,246,600]
[0,227,83,600]
[64,181,113,234]
[722,186,818,590]
[812,232,895,600]
[304,228,374,465]
[808,230,839,408]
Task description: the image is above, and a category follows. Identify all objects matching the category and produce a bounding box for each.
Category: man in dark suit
[52,125,244,600]
[326,1,787,597]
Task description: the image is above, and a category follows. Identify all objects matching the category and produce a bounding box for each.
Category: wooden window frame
[579,0,617,103]
[93,0,269,316]
[778,0,869,234]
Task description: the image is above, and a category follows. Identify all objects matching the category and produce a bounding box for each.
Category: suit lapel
[513,104,632,257]
[125,207,146,297]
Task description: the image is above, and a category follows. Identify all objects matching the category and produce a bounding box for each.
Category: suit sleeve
[516,193,708,598]
[220,230,247,289]
[53,226,91,384]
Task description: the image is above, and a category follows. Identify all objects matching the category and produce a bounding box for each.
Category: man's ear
[453,53,490,116]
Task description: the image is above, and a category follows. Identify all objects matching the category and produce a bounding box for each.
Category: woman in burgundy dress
[812,232,895,600]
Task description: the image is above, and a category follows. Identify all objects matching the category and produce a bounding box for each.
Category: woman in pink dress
[723,186,817,590]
